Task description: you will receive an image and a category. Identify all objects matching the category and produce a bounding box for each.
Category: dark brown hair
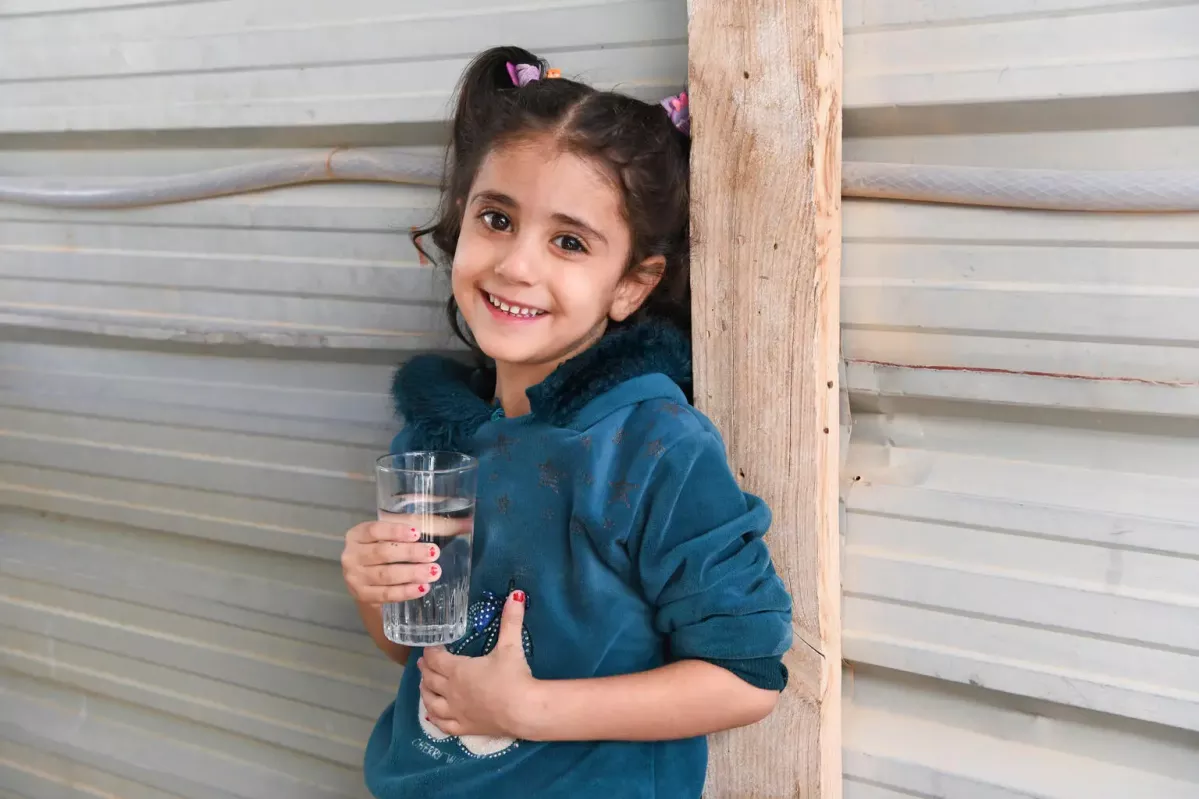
[413,46,691,358]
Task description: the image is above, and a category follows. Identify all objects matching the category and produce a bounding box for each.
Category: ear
[609,255,666,323]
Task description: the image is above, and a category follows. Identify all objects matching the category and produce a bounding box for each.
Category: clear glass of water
[375,451,477,647]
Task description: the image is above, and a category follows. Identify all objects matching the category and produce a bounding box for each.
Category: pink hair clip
[506,62,542,87]
[660,91,690,135]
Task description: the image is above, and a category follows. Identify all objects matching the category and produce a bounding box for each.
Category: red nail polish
[425,716,431,722]
[430,564,440,577]
[512,590,526,604]
[418,585,427,594]
[429,546,438,558]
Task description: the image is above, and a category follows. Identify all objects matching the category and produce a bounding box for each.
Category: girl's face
[451,137,659,372]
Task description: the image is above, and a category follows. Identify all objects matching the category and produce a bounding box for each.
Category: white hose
[0,148,442,209]
[842,162,1199,213]
[0,147,1197,212]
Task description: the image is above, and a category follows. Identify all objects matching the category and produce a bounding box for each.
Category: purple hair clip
[507,62,542,87]
[660,91,690,136]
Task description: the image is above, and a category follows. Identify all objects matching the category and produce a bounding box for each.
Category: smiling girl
[339,45,793,798]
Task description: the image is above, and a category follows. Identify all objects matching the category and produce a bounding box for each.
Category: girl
[340,46,793,798]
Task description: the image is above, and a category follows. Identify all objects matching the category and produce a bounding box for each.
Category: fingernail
[430,564,440,578]
[512,590,526,604]
[418,584,428,594]
[411,528,421,540]
[429,545,439,559]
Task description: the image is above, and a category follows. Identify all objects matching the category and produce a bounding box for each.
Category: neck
[493,320,608,417]
[493,361,548,418]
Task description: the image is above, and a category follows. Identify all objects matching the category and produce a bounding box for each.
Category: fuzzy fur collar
[392,322,692,452]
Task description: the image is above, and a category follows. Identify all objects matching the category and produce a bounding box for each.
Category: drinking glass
[375,451,477,646]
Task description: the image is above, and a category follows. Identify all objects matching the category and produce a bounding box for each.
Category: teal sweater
[364,323,792,799]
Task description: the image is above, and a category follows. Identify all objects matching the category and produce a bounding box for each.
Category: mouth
[482,290,548,321]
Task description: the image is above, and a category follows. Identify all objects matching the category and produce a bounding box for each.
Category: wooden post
[688,0,842,797]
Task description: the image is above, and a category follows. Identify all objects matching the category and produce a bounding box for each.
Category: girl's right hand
[341,520,443,605]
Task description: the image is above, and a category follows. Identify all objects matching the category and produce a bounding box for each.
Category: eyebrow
[470,190,608,247]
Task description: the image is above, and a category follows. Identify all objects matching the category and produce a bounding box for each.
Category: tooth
[500,302,510,312]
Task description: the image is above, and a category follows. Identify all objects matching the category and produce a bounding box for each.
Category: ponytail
[449,46,545,160]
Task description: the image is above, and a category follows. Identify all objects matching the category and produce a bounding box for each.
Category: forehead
[472,138,624,222]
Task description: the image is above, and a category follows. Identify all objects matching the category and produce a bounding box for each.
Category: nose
[493,231,540,285]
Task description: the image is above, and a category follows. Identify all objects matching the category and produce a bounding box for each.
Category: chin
[472,334,546,366]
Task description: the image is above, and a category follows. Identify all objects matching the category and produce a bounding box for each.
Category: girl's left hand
[418,591,536,739]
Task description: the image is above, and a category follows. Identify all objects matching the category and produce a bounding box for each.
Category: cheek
[450,250,485,315]
[552,265,624,316]
[451,233,490,284]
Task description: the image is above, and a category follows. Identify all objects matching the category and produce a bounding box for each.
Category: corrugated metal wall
[0,3,686,797]
[6,1,1199,797]
[841,1,1199,797]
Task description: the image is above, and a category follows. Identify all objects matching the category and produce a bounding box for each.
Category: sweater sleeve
[630,431,793,691]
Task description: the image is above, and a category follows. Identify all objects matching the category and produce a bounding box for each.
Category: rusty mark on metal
[324,146,347,178]
[850,359,1195,388]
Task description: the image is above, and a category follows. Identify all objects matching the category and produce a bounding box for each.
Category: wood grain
[688,0,843,796]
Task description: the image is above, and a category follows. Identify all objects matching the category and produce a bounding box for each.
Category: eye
[480,210,512,232]
[553,234,588,254]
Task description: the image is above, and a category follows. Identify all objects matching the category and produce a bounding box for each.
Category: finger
[377,499,475,537]
[352,521,422,544]
[365,561,442,586]
[421,688,454,720]
[427,716,462,736]
[353,582,430,605]
[495,590,526,650]
[359,539,436,567]
[419,680,445,704]
[421,647,460,677]
[418,666,450,697]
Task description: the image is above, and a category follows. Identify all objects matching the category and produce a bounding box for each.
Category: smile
[485,291,547,319]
